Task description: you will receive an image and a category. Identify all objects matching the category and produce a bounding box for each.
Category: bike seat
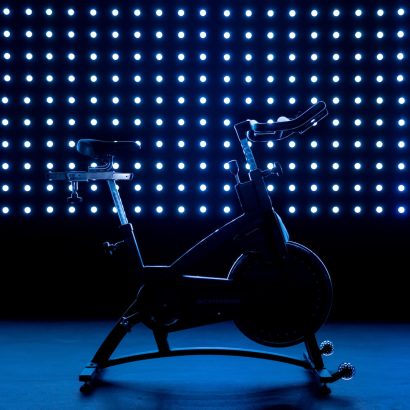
[77,139,141,159]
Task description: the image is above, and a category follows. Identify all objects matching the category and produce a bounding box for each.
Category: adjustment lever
[261,162,283,178]
[67,192,83,204]
[103,241,125,256]
[67,180,83,204]
[228,160,241,184]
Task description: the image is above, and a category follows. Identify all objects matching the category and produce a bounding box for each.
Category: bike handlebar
[247,101,328,142]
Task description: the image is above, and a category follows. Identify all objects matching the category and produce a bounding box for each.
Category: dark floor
[0,320,409,410]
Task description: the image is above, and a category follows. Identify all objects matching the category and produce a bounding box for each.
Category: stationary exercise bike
[48,101,354,394]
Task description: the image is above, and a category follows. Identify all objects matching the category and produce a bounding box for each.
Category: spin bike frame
[48,101,353,393]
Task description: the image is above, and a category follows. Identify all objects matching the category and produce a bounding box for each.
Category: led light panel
[0,2,409,217]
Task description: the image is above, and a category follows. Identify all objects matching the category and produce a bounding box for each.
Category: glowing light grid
[0,3,409,217]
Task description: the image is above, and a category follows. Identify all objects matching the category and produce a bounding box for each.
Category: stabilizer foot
[319,384,331,395]
[80,382,92,394]
[79,362,101,393]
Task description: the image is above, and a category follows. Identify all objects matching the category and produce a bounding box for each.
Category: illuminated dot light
[0,5,407,218]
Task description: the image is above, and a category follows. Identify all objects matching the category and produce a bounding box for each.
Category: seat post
[107,179,128,225]
[107,179,144,272]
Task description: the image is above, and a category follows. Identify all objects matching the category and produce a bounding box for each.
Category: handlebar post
[233,120,258,171]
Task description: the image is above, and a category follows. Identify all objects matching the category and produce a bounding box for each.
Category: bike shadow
[80,377,354,410]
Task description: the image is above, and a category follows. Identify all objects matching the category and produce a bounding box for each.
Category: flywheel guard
[229,241,333,347]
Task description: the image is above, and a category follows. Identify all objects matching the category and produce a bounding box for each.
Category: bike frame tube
[102,140,289,278]
[104,170,289,277]
[107,179,145,272]
[170,209,280,276]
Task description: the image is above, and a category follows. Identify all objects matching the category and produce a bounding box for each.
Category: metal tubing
[107,179,128,225]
